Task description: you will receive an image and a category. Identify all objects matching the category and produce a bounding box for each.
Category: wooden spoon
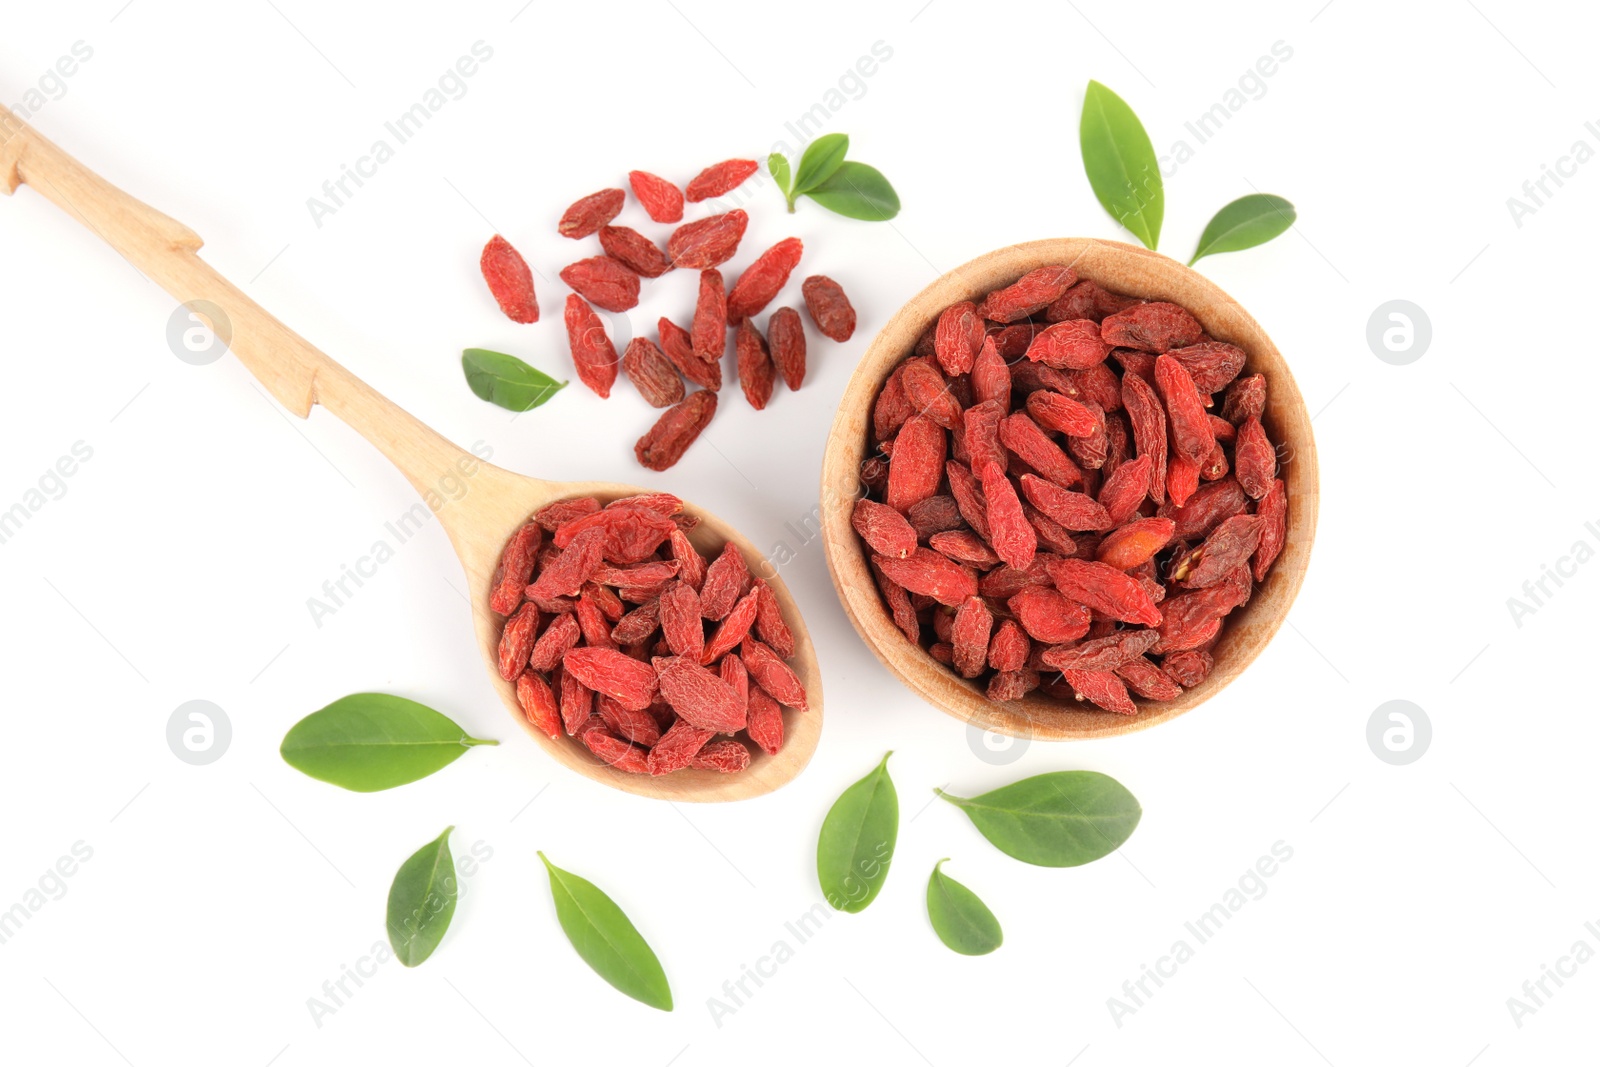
[0,105,821,801]
[821,238,1318,741]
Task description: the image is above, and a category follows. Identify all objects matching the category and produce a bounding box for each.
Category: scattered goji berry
[560,256,640,313]
[480,235,539,323]
[599,225,673,278]
[801,275,856,341]
[726,237,803,324]
[635,390,717,471]
[628,169,684,223]
[563,295,618,398]
[668,210,748,269]
[735,319,775,410]
[685,158,759,201]
[558,188,625,239]
[658,316,721,391]
[767,306,806,391]
[692,268,726,363]
[622,338,686,408]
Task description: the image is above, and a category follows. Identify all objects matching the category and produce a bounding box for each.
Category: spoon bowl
[820,238,1317,741]
[2,103,821,800]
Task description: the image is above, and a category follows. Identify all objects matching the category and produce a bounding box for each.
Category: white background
[2,1,1596,1064]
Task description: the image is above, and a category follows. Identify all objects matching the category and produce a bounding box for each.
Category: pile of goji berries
[853,267,1287,714]
[491,491,808,775]
[478,160,858,471]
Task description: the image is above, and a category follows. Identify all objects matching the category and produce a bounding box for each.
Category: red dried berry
[746,686,785,755]
[685,158,759,202]
[766,306,807,391]
[1235,416,1277,500]
[885,415,946,513]
[646,717,715,776]
[900,358,964,431]
[1170,341,1246,396]
[515,671,561,739]
[558,188,625,239]
[653,655,747,732]
[1063,669,1137,714]
[668,210,748,269]
[1027,320,1111,370]
[1019,475,1113,532]
[658,317,722,392]
[622,338,686,408]
[1097,517,1176,570]
[979,463,1036,570]
[1101,301,1203,353]
[584,730,650,773]
[987,619,1031,672]
[1121,371,1168,506]
[872,547,978,606]
[691,739,752,773]
[935,301,985,377]
[1222,374,1267,424]
[599,226,672,279]
[1007,585,1091,644]
[659,580,705,660]
[852,497,918,558]
[1045,558,1162,626]
[740,638,807,711]
[480,235,539,323]
[702,587,760,665]
[1167,450,1201,508]
[1253,478,1287,582]
[1097,454,1152,526]
[559,670,593,735]
[699,542,752,620]
[999,413,1083,489]
[726,237,803,324]
[560,256,640,314]
[692,269,726,363]
[951,596,994,679]
[1116,658,1183,700]
[490,522,543,615]
[1162,648,1214,688]
[971,336,1012,411]
[563,295,618,398]
[536,497,600,531]
[628,170,684,223]
[498,602,540,680]
[1172,514,1263,589]
[529,612,581,672]
[801,275,856,341]
[528,527,607,599]
[635,390,717,472]
[576,593,617,650]
[1024,390,1099,438]
[1042,629,1160,673]
[563,646,658,710]
[977,266,1077,322]
[735,319,775,410]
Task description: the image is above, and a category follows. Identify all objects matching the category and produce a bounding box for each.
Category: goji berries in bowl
[821,238,1318,740]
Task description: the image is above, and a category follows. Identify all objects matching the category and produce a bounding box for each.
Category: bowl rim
[819,237,1320,740]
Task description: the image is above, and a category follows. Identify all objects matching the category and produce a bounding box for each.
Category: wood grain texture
[821,238,1318,740]
[2,102,820,800]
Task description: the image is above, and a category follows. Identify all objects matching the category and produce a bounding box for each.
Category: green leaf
[803,161,901,221]
[1188,193,1297,265]
[386,826,458,967]
[817,751,898,912]
[791,133,850,197]
[1079,80,1163,249]
[462,348,567,412]
[926,859,1003,956]
[767,152,793,210]
[539,852,672,1011]
[937,771,1141,867]
[280,693,498,793]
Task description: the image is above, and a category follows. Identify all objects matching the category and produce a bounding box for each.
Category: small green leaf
[1079,80,1163,250]
[803,161,901,221]
[791,133,850,197]
[462,348,567,412]
[926,859,1003,956]
[1188,194,1297,265]
[386,826,458,967]
[539,852,672,1011]
[937,771,1141,867]
[280,693,498,793]
[817,751,898,912]
[767,152,794,210]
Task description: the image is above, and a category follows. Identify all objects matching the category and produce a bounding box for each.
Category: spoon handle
[0,103,490,503]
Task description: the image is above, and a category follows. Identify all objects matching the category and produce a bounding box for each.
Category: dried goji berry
[563,646,658,710]
[1007,585,1091,643]
[1222,373,1267,424]
[1019,475,1113,532]
[885,415,946,513]
[745,686,784,755]
[935,301,984,376]
[599,225,673,278]
[767,306,806,391]
[1045,558,1162,626]
[977,266,1077,322]
[530,611,581,672]
[685,158,759,201]
[490,521,543,615]
[1172,514,1263,589]
[1044,279,1138,322]
[645,717,714,776]
[528,527,607,599]
[1167,451,1201,508]
[801,275,855,341]
[498,602,540,680]
[658,316,721,391]
[751,580,795,659]
[1153,585,1245,653]
[622,338,685,408]
[691,268,726,363]
[659,580,705,660]
[1063,669,1137,714]
[726,237,803,324]
[735,319,775,410]
[1024,505,1078,556]
[563,295,618,398]
[1101,301,1202,353]
[576,593,618,650]
[1116,657,1183,700]
[1064,401,1109,471]
[951,596,993,679]
[718,654,749,710]
[699,542,752,620]
[1027,320,1111,370]
[1160,477,1248,540]
[536,496,600,531]
[628,169,683,222]
[702,587,760,665]
[1253,478,1287,582]
[1025,390,1099,438]
[1170,341,1245,397]
[900,358,963,431]
[654,655,747,732]
[691,739,752,773]
[852,497,918,558]
[987,669,1041,701]
[1042,628,1159,672]
[635,390,717,472]
[999,412,1083,489]
[599,694,663,747]
[1162,648,1214,688]
[873,547,978,606]
[984,619,1029,672]
[480,235,539,323]
[1200,442,1229,482]
[739,638,808,711]
[970,336,1012,411]
[558,188,625,239]
[584,730,650,773]
[515,671,561,739]
[561,256,640,314]
[668,210,748,269]
[611,597,662,646]
[873,364,915,443]
[945,460,991,540]
[1154,354,1215,462]
[559,668,594,734]
[1234,416,1276,500]
[1096,454,1152,526]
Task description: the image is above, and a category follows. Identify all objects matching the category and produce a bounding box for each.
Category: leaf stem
[461,735,500,747]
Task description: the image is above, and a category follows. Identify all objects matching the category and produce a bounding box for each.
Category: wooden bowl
[820,238,1319,740]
